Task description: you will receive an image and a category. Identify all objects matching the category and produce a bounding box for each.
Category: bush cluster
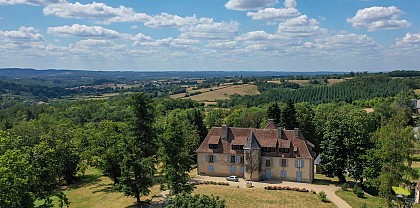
[264,186,309,192]
[195,181,230,186]
[318,191,328,202]
[353,184,365,198]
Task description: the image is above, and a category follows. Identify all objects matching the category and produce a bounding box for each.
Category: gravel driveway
[194,175,351,208]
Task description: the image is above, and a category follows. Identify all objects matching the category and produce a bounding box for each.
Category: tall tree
[267,103,282,127]
[295,102,318,151]
[158,111,198,195]
[282,99,297,129]
[119,93,157,204]
[374,111,418,207]
[205,109,227,128]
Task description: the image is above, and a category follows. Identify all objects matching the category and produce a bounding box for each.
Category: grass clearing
[336,189,387,208]
[415,89,420,95]
[193,185,336,208]
[35,168,161,208]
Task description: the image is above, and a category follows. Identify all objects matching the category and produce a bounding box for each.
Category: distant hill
[0,68,344,81]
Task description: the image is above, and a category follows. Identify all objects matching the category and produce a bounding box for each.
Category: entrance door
[296,171,302,182]
[266,169,271,179]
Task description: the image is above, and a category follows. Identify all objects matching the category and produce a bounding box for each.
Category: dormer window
[262,147,276,152]
[209,144,218,149]
[232,145,244,150]
[279,148,289,153]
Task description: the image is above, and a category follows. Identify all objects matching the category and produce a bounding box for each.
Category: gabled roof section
[265,122,278,129]
[244,132,261,150]
[196,126,315,159]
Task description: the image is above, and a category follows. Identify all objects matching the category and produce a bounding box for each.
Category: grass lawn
[35,168,162,208]
[193,185,336,208]
[336,189,387,208]
[415,89,420,95]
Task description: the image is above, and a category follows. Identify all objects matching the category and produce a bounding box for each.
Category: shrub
[164,193,225,208]
[318,191,328,202]
[276,186,282,190]
[293,187,300,192]
[310,189,316,194]
[266,186,272,190]
[285,186,291,190]
[353,184,365,198]
[359,203,367,208]
[300,188,308,192]
[341,183,349,191]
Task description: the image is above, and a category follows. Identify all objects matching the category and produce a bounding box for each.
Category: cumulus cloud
[47,24,127,39]
[395,33,420,48]
[0,0,64,6]
[236,30,282,41]
[277,15,326,37]
[347,6,410,31]
[207,40,238,49]
[225,0,278,11]
[0,26,44,42]
[43,1,150,24]
[136,37,200,48]
[315,33,381,51]
[144,13,212,28]
[179,21,239,39]
[247,7,300,21]
[284,0,296,8]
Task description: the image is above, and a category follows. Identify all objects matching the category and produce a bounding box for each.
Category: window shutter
[227,155,230,163]
[205,155,209,162]
[279,159,282,166]
[240,166,244,174]
[214,155,217,162]
[301,160,304,168]
[295,159,298,168]
[263,158,266,167]
[286,159,289,167]
[236,155,240,163]
[270,158,273,167]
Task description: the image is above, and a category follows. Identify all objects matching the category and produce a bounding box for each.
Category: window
[281,170,287,178]
[240,166,244,174]
[295,159,305,168]
[231,155,236,163]
[281,159,288,167]
[266,158,271,167]
[207,155,216,163]
[209,144,218,149]
[232,145,244,150]
[208,165,214,173]
[280,148,289,153]
[262,147,276,152]
[230,166,237,173]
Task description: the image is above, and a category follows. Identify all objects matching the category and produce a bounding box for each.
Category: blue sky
[0,0,419,71]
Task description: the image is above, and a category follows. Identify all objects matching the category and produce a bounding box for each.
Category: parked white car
[226,176,239,182]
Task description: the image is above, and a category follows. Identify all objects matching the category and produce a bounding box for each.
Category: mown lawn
[336,189,420,208]
[193,185,336,208]
[35,168,161,208]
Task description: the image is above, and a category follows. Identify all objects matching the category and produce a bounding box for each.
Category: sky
[0,0,419,71]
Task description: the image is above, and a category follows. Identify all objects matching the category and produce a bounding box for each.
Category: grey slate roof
[244,132,261,150]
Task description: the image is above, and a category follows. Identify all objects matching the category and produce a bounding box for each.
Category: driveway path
[194,175,351,208]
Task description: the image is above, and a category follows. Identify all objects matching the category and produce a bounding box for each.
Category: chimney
[294,128,299,138]
[278,128,283,139]
[222,124,228,140]
[267,118,274,125]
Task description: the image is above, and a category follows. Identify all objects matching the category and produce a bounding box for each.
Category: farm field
[171,84,259,102]
[170,85,228,99]
[193,185,336,208]
[267,79,347,86]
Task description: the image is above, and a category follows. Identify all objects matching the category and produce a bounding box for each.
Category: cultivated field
[171,84,259,102]
[267,79,347,86]
[193,185,336,208]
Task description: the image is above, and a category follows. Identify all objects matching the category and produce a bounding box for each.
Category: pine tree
[267,103,282,127]
[282,99,297,129]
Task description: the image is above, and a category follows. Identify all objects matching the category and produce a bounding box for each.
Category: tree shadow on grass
[312,179,341,186]
[125,200,160,208]
[66,174,102,190]
[91,183,120,194]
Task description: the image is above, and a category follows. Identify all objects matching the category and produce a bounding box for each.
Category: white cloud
[247,7,300,21]
[136,37,200,48]
[0,0,64,6]
[47,24,127,39]
[144,13,212,28]
[0,26,44,42]
[179,21,239,39]
[236,30,282,41]
[130,25,138,29]
[347,6,410,31]
[394,33,420,49]
[207,40,238,49]
[225,0,278,11]
[315,33,381,51]
[284,0,296,8]
[43,1,150,24]
[277,15,326,37]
